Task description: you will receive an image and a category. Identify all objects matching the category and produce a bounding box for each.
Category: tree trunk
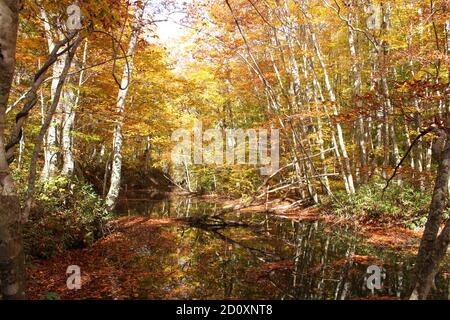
[348,12,368,184]
[309,28,355,194]
[41,9,65,180]
[24,37,82,219]
[106,4,145,211]
[309,56,348,193]
[61,87,76,176]
[411,128,450,300]
[62,40,88,177]
[0,196,24,300]
[0,0,25,300]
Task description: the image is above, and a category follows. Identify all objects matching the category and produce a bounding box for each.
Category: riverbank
[27,216,183,300]
[219,198,424,254]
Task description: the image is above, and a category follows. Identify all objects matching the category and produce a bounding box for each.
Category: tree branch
[383,126,436,193]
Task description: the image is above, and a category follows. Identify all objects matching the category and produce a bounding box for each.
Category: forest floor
[27,216,186,300]
[26,195,435,300]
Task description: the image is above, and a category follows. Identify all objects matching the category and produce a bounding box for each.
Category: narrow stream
[116,195,449,300]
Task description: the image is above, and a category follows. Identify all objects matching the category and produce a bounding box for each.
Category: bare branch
[383,126,436,193]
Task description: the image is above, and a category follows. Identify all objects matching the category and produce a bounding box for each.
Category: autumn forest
[0,0,449,302]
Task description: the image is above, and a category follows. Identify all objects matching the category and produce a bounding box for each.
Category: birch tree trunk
[348,12,368,184]
[41,9,65,180]
[379,5,401,179]
[309,55,350,193]
[24,36,82,219]
[308,28,355,194]
[106,4,146,211]
[62,40,88,176]
[61,87,76,176]
[0,0,25,300]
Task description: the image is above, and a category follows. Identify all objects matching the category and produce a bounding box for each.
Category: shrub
[24,177,111,259]
[328,181,433,229]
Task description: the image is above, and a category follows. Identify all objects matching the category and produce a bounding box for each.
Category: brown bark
[0,196,24,299]
[411,128,450,300]
[0,0,20,193]
[5,30,79,163]
[0,0,25,299]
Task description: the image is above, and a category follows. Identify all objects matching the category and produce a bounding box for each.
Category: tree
[0,0,25,300]
[410,126,450,299]
[106,1,148,211]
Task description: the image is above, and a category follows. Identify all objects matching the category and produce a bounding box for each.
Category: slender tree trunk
[414,112,424,186]
[106,4,146,211]
[41,9,65,180]
[379,5,400,181]
[61,88,76,176]
[348,12,368,184]
[62,40,88,176]
[309,28,355,194]
[314,94,331,193]
[24,37,82,219]
[309,56,349,193]
[426,141,433,172]
[404,123,415,169]
[17,134,24,170]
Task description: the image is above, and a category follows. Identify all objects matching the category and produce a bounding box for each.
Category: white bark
[41,9,66,180]
[61,88,76,176]
[25,37,82,219]
[348,12,368,183]
[62,40,88,176]
[309,28,355,194]
[106,4,146,211]
[309,56,348,193]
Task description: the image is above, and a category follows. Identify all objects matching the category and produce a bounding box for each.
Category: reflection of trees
[129,197,448,300]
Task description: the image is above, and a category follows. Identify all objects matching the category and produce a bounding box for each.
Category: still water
[117,195,449,300]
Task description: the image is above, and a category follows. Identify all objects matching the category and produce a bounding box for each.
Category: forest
[0,0,449,301]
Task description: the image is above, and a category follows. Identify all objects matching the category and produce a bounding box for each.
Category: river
[116,195,449,300]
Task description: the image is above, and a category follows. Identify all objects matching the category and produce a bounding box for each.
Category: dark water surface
[117,195,449,300]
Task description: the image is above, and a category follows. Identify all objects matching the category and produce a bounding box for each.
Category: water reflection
[117,196,449,300]
[117,195,220,219]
